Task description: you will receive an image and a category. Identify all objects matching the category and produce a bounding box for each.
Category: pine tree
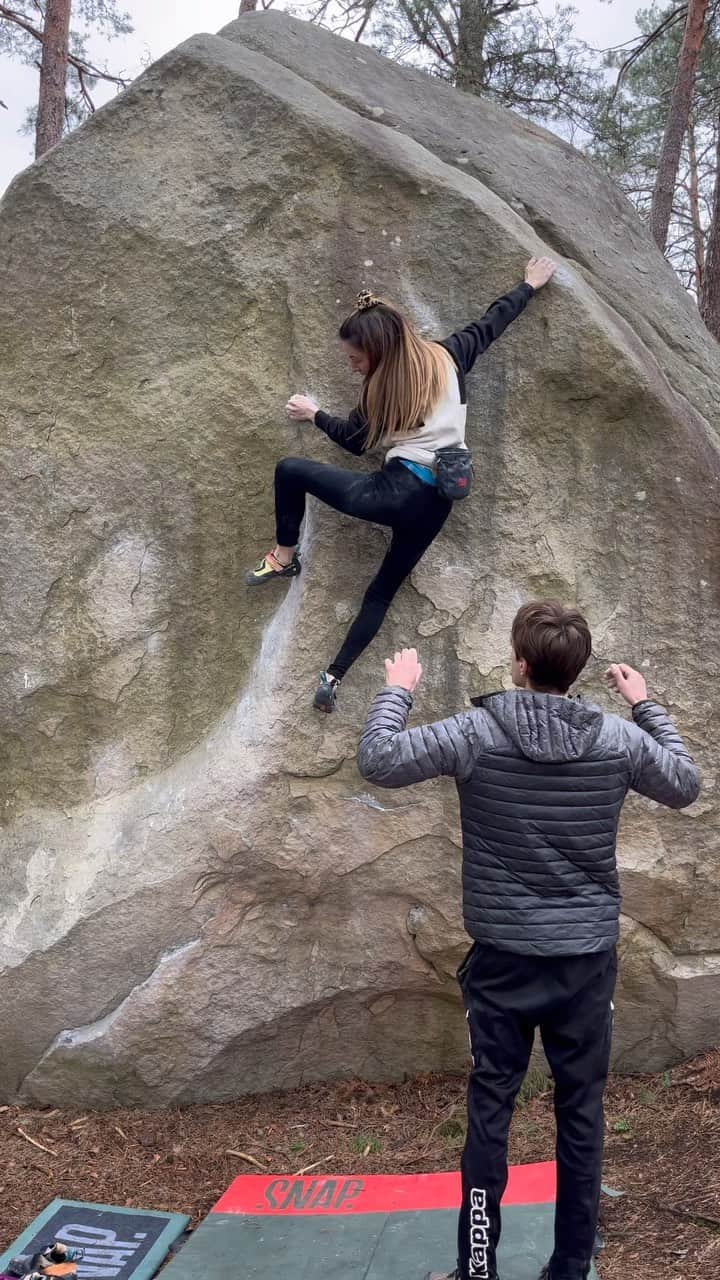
[650,0,710,250]
[35,0,72,157]
[589,3,720,294]
[306,0,599,129]
[700,115,720,336]
[0,1,133,157]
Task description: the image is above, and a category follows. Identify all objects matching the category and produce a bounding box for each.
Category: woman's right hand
[525,256,557,290]
[287,394,320,422]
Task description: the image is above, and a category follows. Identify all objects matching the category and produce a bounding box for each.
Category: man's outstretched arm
[357,648,479,788]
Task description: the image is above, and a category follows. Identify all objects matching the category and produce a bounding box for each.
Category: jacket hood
[473,690,604,764]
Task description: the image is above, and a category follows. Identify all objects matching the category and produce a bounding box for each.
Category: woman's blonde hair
[339,296,451,449]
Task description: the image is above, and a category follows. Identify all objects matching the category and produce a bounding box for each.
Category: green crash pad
[163,1164,598,1279]
[0,1200,189,1280]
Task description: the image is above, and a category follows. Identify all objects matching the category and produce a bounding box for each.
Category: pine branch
[0,2,130,89]
[77,63,95,113]
[353,0,376,42]
[610,6,690,105]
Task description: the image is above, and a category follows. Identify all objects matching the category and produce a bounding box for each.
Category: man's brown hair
[511,601,592,694]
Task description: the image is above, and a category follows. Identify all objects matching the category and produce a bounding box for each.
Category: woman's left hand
[287,394,319,422]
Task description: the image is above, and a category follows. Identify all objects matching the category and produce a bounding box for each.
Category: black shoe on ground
[313,671,339,713]
[540,1263,590,1280]
[425,1271,498,1280]
[35,1245,85,1267]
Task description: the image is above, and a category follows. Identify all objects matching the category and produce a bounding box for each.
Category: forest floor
[2,1049,719,1280]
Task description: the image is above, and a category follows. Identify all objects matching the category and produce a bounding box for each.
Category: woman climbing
[246,256,557,713]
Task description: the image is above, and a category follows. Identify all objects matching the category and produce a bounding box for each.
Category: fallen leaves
[0,1047,716,1280]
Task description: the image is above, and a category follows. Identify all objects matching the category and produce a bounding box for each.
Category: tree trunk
[650,0,709,252]
[35,0,72,158]
[687,123,705,292]
[699,116,720,340]
[239,0,259,11]
[455,0,493,95]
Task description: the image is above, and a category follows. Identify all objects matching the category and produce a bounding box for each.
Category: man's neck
[522,683,566,697]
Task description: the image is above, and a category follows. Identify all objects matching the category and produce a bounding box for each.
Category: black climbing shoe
[539,1264,590,1280]
[313,672,339,713]
[32,1243,85,1276]
[245,550,301,586]
[36,1246,85,1267]
[425,1271,497,1280]
[8,1242,85,1280]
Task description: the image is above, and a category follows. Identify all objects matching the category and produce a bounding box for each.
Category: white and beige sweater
[313,282,534,465]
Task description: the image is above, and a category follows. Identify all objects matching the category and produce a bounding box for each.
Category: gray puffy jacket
[357,689,700,956]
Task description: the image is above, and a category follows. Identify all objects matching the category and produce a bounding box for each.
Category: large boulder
[0,12,718,1107]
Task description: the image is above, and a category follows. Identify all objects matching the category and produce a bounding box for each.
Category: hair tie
[356,289,379,312]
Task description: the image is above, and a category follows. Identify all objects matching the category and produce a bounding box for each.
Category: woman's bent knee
[275,456,305,482]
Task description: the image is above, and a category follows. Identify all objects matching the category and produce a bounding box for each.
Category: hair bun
[356,289,379,312]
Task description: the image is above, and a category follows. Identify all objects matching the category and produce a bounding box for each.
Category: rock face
[1,12,719,1107]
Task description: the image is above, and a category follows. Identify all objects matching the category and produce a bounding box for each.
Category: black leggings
[275,456,452,679]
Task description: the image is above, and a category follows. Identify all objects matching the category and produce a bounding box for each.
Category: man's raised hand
[385,648,423,694]
[604,663,648,707]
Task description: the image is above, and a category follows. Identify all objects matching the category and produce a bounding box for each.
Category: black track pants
[274,456,451,678]
[456,943,617,1280]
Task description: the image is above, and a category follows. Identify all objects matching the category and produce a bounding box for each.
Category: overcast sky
[0,1,641,195]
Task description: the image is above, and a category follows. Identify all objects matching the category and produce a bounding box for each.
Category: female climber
[246,256,557,713]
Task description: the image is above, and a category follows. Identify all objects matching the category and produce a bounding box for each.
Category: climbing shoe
[8,1242,85,1280]
[313,672,339,713]
[539,1264,590,1280]
[35,1246,84,1268]
[245,550,301,586]
[425,1271,497,1280]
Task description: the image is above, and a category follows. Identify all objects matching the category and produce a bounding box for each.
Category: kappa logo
[469,1187,491,1278]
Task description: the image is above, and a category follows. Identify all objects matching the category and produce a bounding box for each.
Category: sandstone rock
[0,13,718,1106]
